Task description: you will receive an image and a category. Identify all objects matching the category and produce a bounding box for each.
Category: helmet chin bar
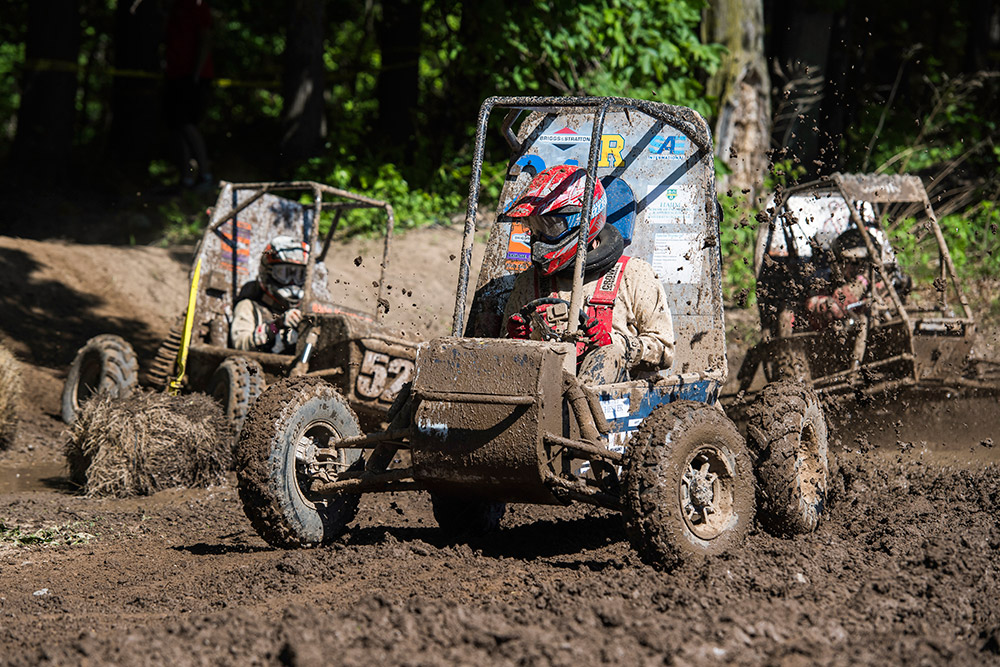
[276,284,304,307]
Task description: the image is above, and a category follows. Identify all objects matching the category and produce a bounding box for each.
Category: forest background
[0,0,997,301]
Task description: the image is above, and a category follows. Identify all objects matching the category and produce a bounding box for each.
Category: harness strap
[534,256,630,356]
[586,255,630,330]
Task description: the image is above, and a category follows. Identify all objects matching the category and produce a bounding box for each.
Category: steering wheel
[519,297,589,342]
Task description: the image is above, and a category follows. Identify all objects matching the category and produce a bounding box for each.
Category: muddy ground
[0,230,998,666]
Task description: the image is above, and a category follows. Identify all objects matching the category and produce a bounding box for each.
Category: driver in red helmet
[501,165,674,384]
[230,236,308,353]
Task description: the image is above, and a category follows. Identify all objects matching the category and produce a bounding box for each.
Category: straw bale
[0,344,22,449]
[66,390,233,497]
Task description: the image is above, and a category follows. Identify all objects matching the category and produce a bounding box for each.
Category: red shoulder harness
[532,256,630,355]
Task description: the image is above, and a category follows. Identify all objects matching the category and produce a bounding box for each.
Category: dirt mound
[65,390,232,497]
[0,343,22,448]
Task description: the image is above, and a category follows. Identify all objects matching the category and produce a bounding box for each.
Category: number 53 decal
[356,349,414,402]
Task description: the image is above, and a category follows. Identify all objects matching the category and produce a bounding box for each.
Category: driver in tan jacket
[500,165,673,385]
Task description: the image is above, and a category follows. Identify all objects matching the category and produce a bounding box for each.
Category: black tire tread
[61,334,140,424]
[236,377,361,548]
[211,356,266,433]
[146,315,184,390]
[622,400,755,570]
[745,381,829,536]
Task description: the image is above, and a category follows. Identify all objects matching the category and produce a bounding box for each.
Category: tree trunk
[280,0,327,170]
[12,0,81,183]
[109,0,164,181]
[373,0,421,176]
[704,0,771,200]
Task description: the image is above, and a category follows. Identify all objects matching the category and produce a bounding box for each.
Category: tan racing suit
[503,256,674,383]
[230,291,297,354]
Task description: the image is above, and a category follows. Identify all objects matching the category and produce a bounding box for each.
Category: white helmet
[259,235,309,309]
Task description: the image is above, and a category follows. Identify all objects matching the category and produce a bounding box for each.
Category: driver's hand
[582,316,612,348]
[506,313,532,339]
[282,308,303,329]
[253,322,277,347]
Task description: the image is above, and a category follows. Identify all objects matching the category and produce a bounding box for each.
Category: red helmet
[505,165,607,275]
[258,235,309,308]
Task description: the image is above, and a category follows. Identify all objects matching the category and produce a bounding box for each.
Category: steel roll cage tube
[451,96,713,337]
[206,180,394,326]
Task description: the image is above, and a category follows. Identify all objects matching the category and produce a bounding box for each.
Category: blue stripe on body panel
[597,379,717,435]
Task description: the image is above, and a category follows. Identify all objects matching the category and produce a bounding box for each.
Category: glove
[282,308,303,328]
[832,275,868,313]
[253,321,278,347]
[507,313,532,339]
[582,316,612,349]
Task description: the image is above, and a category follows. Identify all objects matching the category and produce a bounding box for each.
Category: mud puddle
[0,461,67,494]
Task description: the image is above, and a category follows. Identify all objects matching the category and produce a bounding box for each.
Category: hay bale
[0,344,22,449]
[65,390,233,498]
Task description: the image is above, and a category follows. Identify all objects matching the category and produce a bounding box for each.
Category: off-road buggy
[62,181,418,432]
[734,173,1000,442]
[236,98,831,568]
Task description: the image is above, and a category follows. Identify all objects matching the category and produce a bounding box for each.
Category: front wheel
[746,381,829,536]
[236,378,363,548]
[208,356,266,434]
[622,400,755,570]
[61,334,139,424]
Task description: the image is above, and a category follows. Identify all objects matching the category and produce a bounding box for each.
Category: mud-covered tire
[61,335,139,424]
[765,340,810,384]
[746,381,829,536]
[208,356,266,434]
[236,378,363,548]
[622,400,755,570]
[145,315,184,391]
[430,494,506,538]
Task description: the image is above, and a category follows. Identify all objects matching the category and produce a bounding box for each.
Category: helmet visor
[525,212,582,243]
[271,263,306,286]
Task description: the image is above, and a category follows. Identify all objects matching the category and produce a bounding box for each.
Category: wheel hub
[679,447,735,541]
[689,471,716,509]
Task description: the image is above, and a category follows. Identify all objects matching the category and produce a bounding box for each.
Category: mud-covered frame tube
[450,96,712,337]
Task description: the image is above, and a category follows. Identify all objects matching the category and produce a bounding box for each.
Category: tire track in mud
[2,449,998,666]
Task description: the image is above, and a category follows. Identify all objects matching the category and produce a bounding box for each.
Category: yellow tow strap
[168,257,202,395]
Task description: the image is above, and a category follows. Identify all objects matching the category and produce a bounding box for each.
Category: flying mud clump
[65,390,233,497]
[0,343,22,448]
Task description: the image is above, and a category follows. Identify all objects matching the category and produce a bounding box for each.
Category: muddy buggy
[734,173,1000,443]
[236,98,831,567]
[62,181,418,432]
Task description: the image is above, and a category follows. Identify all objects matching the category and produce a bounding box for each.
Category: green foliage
[717,189,758,305]
[0,520,95,547]
[890,202,1000,283]
[155,192,213,245]
[498,0,721,115]
[0,41,24,145]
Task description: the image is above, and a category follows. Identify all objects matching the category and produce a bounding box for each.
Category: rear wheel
[766,339,810,384]
[746,381,829,536]
[208,356,266,434]
[236,378,363,548]
[61,335,139,424]
[145,315,184,391]
[430,494,506,538]
[622,401,754,569]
